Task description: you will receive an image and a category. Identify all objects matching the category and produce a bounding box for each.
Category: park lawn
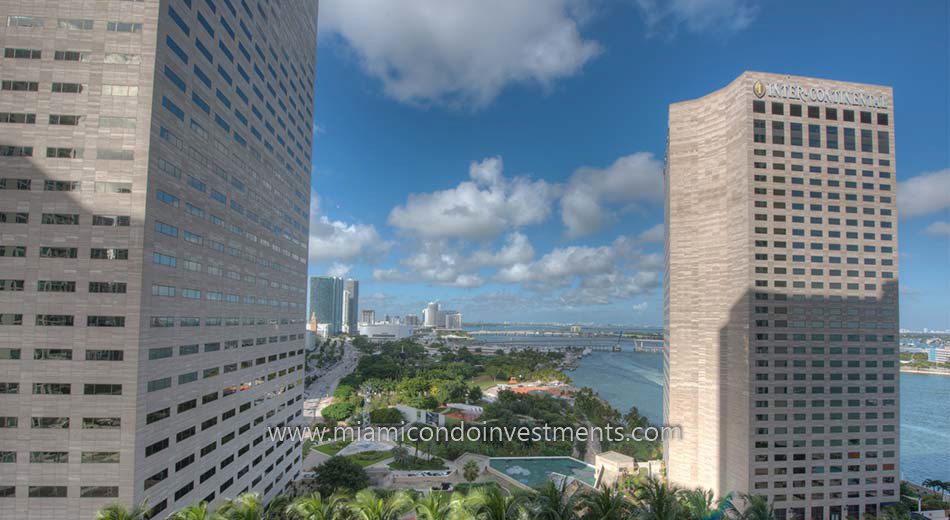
[346,450,391,467]
[468,374,498,390]
[315,439,352,456]
[389,455,448,471]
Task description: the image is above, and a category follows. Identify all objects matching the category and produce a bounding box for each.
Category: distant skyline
[308,0,949,329]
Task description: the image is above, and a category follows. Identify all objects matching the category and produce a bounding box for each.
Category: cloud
[375,232,534,288]
[319,0,601,108]
[898,169,950,218]
[388,157,558,240]
[309,195,390,263]
[560,152,664,237]
[632,302,649,312]
[923,221,950,236]
[638,223,664,243]
[327,262,352,278]
[636,0,760,35]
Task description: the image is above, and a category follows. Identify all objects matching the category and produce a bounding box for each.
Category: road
[302,342,361,420]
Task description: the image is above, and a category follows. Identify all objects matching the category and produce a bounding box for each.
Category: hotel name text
[762,82,888,109]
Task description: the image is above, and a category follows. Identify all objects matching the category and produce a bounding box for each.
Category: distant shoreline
[900,367,950,377]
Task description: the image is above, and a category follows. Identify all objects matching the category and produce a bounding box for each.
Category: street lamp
[901,494,922,513]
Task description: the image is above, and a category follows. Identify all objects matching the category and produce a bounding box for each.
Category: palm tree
[680,489,718,520]
[532,480,579,520]
[633,477,682,520]
[580,485,629,520]
[95,503,150,520]
[467,486,526,520]
[723,493,774,520]
[286,492,352,520]
[348,490,413,520]
[414,491,463,520]
[218,493,266,520]
[170,502,216,520]
[265,494,295,520]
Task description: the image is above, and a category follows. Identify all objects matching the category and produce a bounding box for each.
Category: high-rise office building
[423,301,440,327]
[309,276,343,335]
[665,72,899,519]
[443,311,462,329]
[344,279,358,334]
[360,309,375,325]
[0,1,318,518]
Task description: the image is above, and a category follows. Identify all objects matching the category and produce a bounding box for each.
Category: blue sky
[307,0,949,329]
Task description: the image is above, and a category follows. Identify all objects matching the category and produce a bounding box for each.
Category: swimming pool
[488,457,597,489]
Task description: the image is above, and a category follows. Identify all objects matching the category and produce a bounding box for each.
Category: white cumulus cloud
[309,195,389,263]
[898,169,950,219]
[319,0,601,108]
[388,157,558,240]
[923,221,950,236]
[560,152,664,237]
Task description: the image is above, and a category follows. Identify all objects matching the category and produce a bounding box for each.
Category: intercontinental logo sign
[753,79,887,109]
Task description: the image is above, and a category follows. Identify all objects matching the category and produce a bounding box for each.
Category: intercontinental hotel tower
[665,72,899,520]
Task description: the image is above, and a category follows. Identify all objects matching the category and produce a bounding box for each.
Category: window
[104,53,141,64]
[145,438,169,457]
[87,315,125,327]
[107,21,142,32]
[86,350,123,361]
[0,145,33,156]
[29,486,67,498]
[147,408,171,424]
[147,377,172,392]
[33,383,71,394]
[0,112,36,124]
[46,147,83,159]
[37,281,76,292]
[7,15,45,28]
[155,221,178,237]
[92,215,130,227]
[34,349,72,360]
[157,190,180,207]
[97,149,134,160]
[57,18,94,30]
[0,348,20,359]
[1,80,38,91]
[0,212,28,224]
[91,248,128,260]
[0,383,19,393]
[51,83,85,97]
[81,452,120,463]
[152,284,176,297]
[54,50,91,61]
[103,84,139,96]
[84,384,122,395]
[82,417,121,429]
[4,47,42,59]
[40,247,78,258]
[878,131,890,154]
[31,417,69,428]
[81,487,119,498]
[99,116,136,128]
[35,314,74,326]
[89,282,126,293]
[49,114,83,125]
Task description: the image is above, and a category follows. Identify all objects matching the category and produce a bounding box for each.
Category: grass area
[389,455,448,471]
[315,439,352,456]
[346,450,392,467]
[468,374,498,390]
[453,482,506,495]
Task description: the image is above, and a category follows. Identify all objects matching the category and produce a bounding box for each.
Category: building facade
[423,301,439,327]
[344,278,358,334]
[309,276,342,335]
[665,72,899,519]
[0,1,318,518]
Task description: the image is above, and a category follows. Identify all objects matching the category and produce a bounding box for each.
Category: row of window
[753,100,889,125]
[753,120,890,154]
[0,146,134,160]
[0,343,301,361]
[0,280,125,293]
[1,80,140,96]
[0,178,131,192]
[0,112,136,128]
[0,213,131,226]
[0,383,122,395]
[3,47,142,64]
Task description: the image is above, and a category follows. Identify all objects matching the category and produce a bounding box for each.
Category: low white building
[358,323,416,342]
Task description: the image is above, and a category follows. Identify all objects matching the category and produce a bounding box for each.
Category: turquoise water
[488,457,596,488]
[567,351,950,484]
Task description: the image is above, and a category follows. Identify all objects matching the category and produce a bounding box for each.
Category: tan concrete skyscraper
[665,72,899,520]
[0,1,317,518]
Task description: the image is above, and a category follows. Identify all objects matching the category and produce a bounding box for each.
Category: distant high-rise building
[405,314,420,326]
[360,309,375,325]
[665,72,899,519]
[0,1,318,516]
[443,311,462,329]
[310,277,344,335]
[423,302,440,327]
[344,279,359,334]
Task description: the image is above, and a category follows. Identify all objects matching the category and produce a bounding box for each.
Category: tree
[680,489,717,520]
[623,406,650,430]
[169,502,213,520]
[463,460,481,483]
[580,485,629,520]
[321,403,355,422]
[348,490,413,520]
[390,446,411,466]
[95,503,150,520]
[286,492,351,520]
[369,407,403,425]
[468,486,526,520]
[312,457,370,497]
[467,386,483,404]
[217,493,266,520]
[333,385,355,399]
[724,493,774,520]
[532,479,579,520]
[633,477,683,520]
[413,491,459,520]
